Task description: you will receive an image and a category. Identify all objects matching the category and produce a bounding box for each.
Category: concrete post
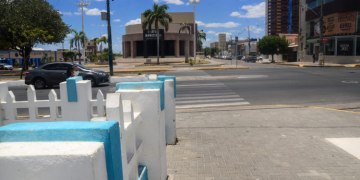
[116,81,167,180]
[59,77,92,121]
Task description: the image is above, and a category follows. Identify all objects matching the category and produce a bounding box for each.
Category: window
[43,64,60,70]
[337,38,354,56]
[324,39,335,55]
[59,64,71,70]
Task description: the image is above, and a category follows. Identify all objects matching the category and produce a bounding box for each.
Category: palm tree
[197,29,206,52]
[70,29,88,65]
[98,36,108,62]
[142,3,173,64]
[92,37,99,56]
[179,23,191,63]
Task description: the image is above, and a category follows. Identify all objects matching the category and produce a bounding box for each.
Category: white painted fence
[0,75,177,180]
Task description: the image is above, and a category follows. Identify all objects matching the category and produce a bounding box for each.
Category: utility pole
[75,0,90,65]
[106,0,114,75]
[319,0,324,65]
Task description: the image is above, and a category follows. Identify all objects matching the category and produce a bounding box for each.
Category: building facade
[298,0,360,63]
[122,12,197,59]
[266,0,299,36]
[218,33,227,52]
[210,42,219,49]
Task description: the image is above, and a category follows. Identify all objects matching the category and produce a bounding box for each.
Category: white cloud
[119,25,123,27]
[91,24,96,26]
[230,30,239,33]
[207,31,216,34]
[74,12,81,15]
[102,34,108,38]
[186,2,190,5]
[196,21,240,28]
[125,18,141,26]
[117,38,120,40]
[206,39,211,42]
[154,0,185,5]
[95,0,105,1]
[113,19,121,22]
[59,11,72,16]
[230,2,265,18]
[239,37,244,40]
[253,28,264,33]
[66,34,73,37]
[86,8,107,16]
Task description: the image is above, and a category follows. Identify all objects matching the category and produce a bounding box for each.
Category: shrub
[137,71,142,75]
[188,58,195,66]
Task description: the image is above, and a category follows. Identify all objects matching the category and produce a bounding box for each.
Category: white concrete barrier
[0,142,108,180]
[110,76,149,83]
[0,74,177,180]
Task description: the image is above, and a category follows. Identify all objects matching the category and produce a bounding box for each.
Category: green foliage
[48,56,53,62]
[0,0,70,74]
[101,52,115,60]
[258,36,289,62]
[87,54,98,61]
[63,50,77,61]
[188,58,195,66]
[197,39,203,51]
[137,71,142,75]
[204,47,211,57]
[104,48,109,53]
[197,30,206,42]
[13,63,20,67]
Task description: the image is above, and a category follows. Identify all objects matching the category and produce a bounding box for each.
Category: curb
[0,74,24,76]
[193,67,250,71]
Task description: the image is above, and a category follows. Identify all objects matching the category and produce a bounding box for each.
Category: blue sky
[37,0,266,53]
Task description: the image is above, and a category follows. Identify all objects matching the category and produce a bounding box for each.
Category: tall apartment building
[218,33,227,51]
[265,0,299,36]
[210,42,219,49]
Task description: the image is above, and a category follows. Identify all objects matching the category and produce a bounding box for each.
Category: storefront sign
[322,38,328,43]
[337,40,353,56]
[143,29,164,40]
[324,11,356,36]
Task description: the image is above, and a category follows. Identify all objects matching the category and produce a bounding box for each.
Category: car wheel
[33,78,46,89]
[84,76,96,87]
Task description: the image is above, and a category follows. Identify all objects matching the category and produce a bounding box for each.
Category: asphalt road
[8,61,360,115]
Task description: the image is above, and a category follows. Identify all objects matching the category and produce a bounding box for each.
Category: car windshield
[73,64,91,70]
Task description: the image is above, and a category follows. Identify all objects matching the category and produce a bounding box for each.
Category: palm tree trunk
[185,36,188,63]
[78,41,82,65]
[157,29,160,64]
[101,42,103,62]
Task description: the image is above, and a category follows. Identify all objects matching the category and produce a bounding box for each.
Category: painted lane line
[176,95,241,100]
[176,92,238,97]
[176,98,245,104]
[176,101,250,109]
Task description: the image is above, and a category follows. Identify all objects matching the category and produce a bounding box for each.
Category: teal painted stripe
[116,81,165,111]
[0,121,123,180]
[158,75,176,98]
[138,166,148,180]
[66,76,83,102]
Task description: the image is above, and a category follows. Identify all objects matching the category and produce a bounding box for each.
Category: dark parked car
[25,62,109,89]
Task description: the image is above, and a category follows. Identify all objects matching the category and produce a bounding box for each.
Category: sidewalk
[168,105,360,180]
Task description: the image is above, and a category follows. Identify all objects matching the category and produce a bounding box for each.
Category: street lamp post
[189,0,199,62]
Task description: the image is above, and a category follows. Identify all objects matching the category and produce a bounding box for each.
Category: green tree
[92,37,100,56]
[62,50,77,61]
[69,29,88,65]
[97,36,108,62]
[142,3,173,64]
[179,23,191,63]
[204,47,210,57]
[197,29,206,51]
[258,36,289,63]
[0,0,70,78]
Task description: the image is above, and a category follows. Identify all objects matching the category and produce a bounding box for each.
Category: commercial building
[210,42,219,49]
[0,49,65,66]
[218,33,227,51]
[298,0,360,63]
[122,12,197,58]
[265,0,299,36]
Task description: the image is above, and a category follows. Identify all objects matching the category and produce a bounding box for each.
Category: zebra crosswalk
[175,82,250,109]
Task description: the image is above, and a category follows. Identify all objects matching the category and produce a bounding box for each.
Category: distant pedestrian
[313,53,316,63]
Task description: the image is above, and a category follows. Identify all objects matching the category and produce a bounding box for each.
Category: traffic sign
[322,38,328,43]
